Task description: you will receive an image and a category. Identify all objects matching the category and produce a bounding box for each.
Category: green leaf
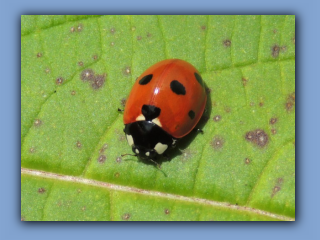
[21,15,295,221]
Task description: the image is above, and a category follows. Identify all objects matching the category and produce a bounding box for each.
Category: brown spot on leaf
[56,77,64,85]
[286,102,293,111]
[245,158,251,164]
[91,74,105,89]
[254,130,268,147]
[38,188,46,194]
[123,66,131,76]
[164,209,170,214]
[271,129,277,135]
[272,186,281,198]
[110,27,116,34]
[285,92,295,111]
[122,213,131,221]
[201,25,206,31]
[270,118,278,125]
[272,45,280,58]
[213,115,221,122]
[77,24,83,32]
[81,69,106,90]
[245,129,269,148]
[288,93,295,104]
[281,46,287,52]
[92,55,98,60]
[223,39,231,47]
[114,172,120,178]
[37,52,42,58]
[116,156,122,163]
[71,90,76,95]
[242,77,248,86]
[76,141,82,149]
[277,178,284,185]
[34,119,42,127]
[99,144,108,154]
[70,26,75,33]
[137,36,142,40]
[244,158,251,165]
[211,136,224,150]
[98,155,106,164]
[29,147,36,153]
[147,32,152,37]
[120,98,127,108]
[81,69,95,81]
[245,131,254,141]
[78,61,84,66]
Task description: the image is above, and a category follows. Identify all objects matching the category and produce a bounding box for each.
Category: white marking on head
[136,114,145,121]
[126,134,134,146]
[154,142,168,154]
[172,139,177,145]
[152,118,162,127]
[135,149,139,154]
[145,152,150,156]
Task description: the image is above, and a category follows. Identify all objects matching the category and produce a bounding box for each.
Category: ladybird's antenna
[149,159,167,177]
[121,153,137,157]
[149,159,161,169]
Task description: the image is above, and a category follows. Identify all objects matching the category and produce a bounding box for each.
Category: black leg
[149,159,161,169]
[162,153,170,160]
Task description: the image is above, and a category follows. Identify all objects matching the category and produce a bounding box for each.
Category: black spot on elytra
[194,72,203,86]
[139,74,153,85]
[142,105,161,120]
[188,110,195,120]
[170,80,186,95]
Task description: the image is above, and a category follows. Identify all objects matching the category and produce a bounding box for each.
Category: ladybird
[123,59,207,162]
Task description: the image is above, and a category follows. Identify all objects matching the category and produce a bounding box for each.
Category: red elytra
[123,59,207,139]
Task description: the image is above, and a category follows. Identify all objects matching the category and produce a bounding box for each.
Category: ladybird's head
[123,121,177,162]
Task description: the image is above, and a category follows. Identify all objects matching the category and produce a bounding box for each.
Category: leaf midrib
[21,167,294,221]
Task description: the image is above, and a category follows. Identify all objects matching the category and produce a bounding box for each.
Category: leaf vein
[22,167,294,221]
